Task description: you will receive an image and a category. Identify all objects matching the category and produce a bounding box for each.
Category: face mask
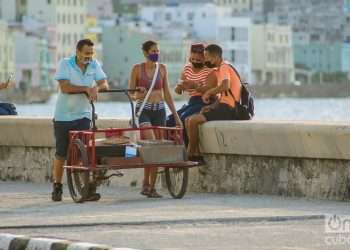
[148,53,159,62]
[192,62,204,69]
[205,61,216,68]
[82,58,92,65]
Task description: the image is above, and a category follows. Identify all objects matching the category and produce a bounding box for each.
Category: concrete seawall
[1,117,350,201]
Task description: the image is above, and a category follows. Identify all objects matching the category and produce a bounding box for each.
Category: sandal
[140,184,150,196]
[147,188,163,198]
[188,155,205,164]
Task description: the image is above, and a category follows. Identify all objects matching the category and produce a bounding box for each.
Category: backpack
[226,64,254,120]
[0,103,17,115]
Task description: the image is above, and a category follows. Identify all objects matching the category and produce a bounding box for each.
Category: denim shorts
[53,117,91,160]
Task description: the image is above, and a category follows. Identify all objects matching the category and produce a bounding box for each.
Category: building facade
[252,24,295,85]
[102,24,189,88]
[25,0,88,61]
[140,3,252,82]
[13,30,54,89]
[0,21,15,84]
[294,41,350,74]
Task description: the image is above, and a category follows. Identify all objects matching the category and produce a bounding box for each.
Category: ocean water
[14,95,350,122]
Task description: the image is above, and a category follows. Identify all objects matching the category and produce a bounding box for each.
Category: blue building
[294,42,350,73]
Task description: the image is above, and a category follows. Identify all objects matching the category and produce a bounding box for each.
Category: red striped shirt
[182,64,212,96]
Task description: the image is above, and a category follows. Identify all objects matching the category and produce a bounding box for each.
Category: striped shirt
[182,64,212,96]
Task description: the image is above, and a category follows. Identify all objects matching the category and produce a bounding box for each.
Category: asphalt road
[1,181,350,250]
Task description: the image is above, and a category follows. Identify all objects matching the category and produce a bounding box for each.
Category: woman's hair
[142,40,158,52]
[190,43,205,54]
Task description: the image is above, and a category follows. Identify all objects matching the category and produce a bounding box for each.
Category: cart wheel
[66,139,93,203]
[165,167,189,199]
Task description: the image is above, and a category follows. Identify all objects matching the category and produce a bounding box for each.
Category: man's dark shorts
[53,117,91,160]
[202,103,237,121]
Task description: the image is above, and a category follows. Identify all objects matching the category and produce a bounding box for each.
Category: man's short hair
[76,39,94,51]
[205,44,223,57]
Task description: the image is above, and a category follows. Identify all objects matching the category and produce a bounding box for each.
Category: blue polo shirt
[54,56,107,121]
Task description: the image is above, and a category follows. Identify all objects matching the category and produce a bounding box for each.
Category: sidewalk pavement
[1,181,350,249]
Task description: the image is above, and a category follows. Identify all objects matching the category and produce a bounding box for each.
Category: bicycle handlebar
[69,88,139,130]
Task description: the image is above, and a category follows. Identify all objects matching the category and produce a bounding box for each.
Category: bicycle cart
[63,89,199,203]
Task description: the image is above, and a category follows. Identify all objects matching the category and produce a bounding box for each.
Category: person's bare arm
[195,71,218,94]
[174,71,186,94]
[128,64,145,101]
[82,78,109,101]
[58,80,89,94]
[0,82,8,90]
[0,75,15,90]
[96,79,109,91]
[202,79,230,104]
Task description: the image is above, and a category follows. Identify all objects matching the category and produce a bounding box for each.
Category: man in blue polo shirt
[52,39,109,201]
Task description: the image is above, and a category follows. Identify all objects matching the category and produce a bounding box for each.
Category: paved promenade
[1,181,350,249]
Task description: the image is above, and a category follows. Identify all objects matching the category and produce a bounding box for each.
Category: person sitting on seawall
[51,39,109,202]
[128,40,183,198]
[166,43,217,146]
[186,44,241,162]
[0,76,17,116]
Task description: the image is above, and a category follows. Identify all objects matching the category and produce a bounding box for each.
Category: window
[231,50,235,62]
[67,33,71,44]
[47,0,51,4]
[202,12,206,18]
[187,12,194,21]
[73,14,77,24]
[80,14,84,24]
[62,13,66,24]
[57,13,60,23]
[67,14,71,24]
[165,12,172,21]
[124,57,128,63]
[231,27,235,41]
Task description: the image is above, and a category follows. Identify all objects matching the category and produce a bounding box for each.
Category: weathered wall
[1,117,350,200]
[188,155,350,200]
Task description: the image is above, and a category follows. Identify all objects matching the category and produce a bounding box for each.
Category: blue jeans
[166,96,206,145]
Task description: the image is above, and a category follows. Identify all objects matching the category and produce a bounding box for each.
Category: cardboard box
[138,144,185,164]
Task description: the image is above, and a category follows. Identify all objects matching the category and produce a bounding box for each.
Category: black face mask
[205,61,216,68]
[192,62,204,69]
